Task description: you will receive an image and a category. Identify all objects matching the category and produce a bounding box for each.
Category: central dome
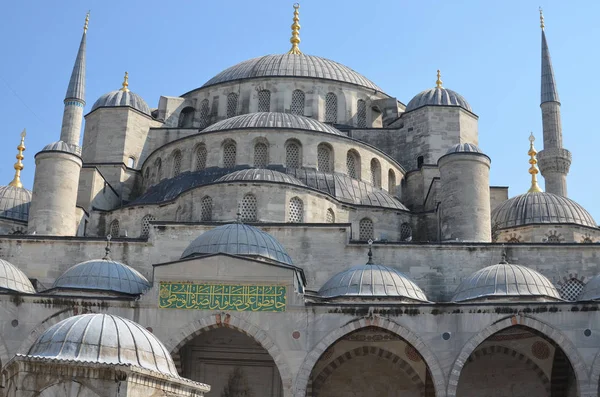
[201,54,382,92]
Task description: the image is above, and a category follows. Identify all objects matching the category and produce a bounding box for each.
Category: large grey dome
[452,263,561,302]
[405,87,472,112]
[182,223,292,265]
[52,259,151,295]
[92,89,150,115]
[202,112,344,136]
[201,54,382,91]
[578,275,600,301]
[318,263,428,302]
[27,314,178,376]
[0,258,35,294]
[491,192,596,229]
[0,185,32,222]
[216,168,306,186]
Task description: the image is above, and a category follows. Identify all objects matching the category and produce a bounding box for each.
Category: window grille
[258,90,271,112]
[223,142,237,168]
[226,93,239,118]
[359,218,374,241]
[325,92,338,123]
[547,234,561,243]
[199,99,210,128]
[346,151,359,179]
[559,278,584,301]
[289,197,304,223]
[291,90,305,115]
[286,143,301,169]
[357,99,367,127]
[195,145,207,171]
[326,208,335,223]
[253,143,268,168]
[201,196,213,221]
[240,194,257,222]
[172,151,182,177]
[317,144,332,172]
[370,159,381,187]
[141,215,155,238]
[155,158,162,182]
[109,220,120,237]
[506,237,521,243]
[400,223,412,241]
[388,169,396,194]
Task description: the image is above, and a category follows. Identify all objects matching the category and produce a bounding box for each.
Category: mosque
[1,4,600,397]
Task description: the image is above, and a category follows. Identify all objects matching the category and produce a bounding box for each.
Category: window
[291,90,305,115]
[172,150,182,177]
[559,278,585,301]
[195,144,207,171]
[388,169,396,194]
[226,93,238,118]
[346,150,360,179]
[109,220,120,237]
[254,142,268,168]
[141,215,155,238]
[547,234,561,243]
[199,99,210,128]
[154,158,163,183]
[317,143,332,172]
[127,156,135,168]
[240,194,257,222]
[357,99,367,127]
[201,196,213,221]
[223,141,237,168]
[285,141,301,169]
[326,208,335,223]
[359,218,374,241]
[370,158,381,188]
[258,90,271,112]
[325,92,338,123]
[289,197,304,223]
[417,156,424,168]
[400,223,412,241]
[178,106,195,128]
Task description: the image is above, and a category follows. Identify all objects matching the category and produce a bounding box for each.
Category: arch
[178,106,195,128]
[325,92,337,123]
[293,317,445,397]
[447,315,589,397]
[16,308,82,356]
[253,141,269,168]
[326,208,335,223]
[109,219,120,237]
[346,149,361,179]
[291,89,305,115]
[164,313,293,397]
[200,196,213,221]
[388,169,396,194]
[240,193,257,222]
[141,214,156,238]
[258,89,271,112]
[358,218,373,241]
[171,149,183,177]
[317,143,333,173]
[370,158,381,188]
[199,99,210,128]
[226,92,239,118]
[356,99,367,127]
[289,197,304,223]
[400,222,412,242]
[559,278,585,301]
[222,140,237,168]
[194,143,207,171]
[285,139,302,169]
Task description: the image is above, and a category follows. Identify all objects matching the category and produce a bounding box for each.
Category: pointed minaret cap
[8,130,26,188]
[540,8,560,104]
[65,12,89,103]
[287,4,302,55]
[527,133,543,193]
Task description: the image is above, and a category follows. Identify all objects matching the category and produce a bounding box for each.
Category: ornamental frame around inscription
[159,281,287,312]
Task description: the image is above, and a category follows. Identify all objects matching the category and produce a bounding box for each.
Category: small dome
[578,275,600,301]
[0,185,32,222]
[491,192,596,229]
[52,259,151,295]
[202,112,344,136]
[27,313,177,376]
[0,258,35,293]
[92,90,150,115]
[41,141,81,156]
[216,168,307,186]
[405,87,472,113]
[181,223,292,265]
[446,143,483,154]
[318,264,428,302]
[452,263,560,302]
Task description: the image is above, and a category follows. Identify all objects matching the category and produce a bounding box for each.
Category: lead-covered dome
[92,89,150,115]
[405,87,472,113]
[446,143,483,154]
[40,140,81,155]
[201,54,382,91]
[578,274,600,301]
[27,314,178,376]
[52,259,151,295]
[0,258,35,293]
[452,263,560,302]
[0,185,32,222]
[181,223,292,265]
[216,168,307,186]
[202,112,344,136]
[491,192,596,229]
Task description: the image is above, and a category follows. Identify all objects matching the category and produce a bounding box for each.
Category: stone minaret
[536,9,571,197]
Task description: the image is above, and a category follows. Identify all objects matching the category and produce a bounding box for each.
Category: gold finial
[287,3,302,55]
[539,7,545,30]
[8,129,26,188]
[84,11,90,33]
[436,70,443,88]
[121,71,129,92]
[527,132,543,193]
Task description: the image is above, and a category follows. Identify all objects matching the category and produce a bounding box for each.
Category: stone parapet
[537,147,572,175]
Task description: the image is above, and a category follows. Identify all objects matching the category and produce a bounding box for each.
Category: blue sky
[1,0,599,220]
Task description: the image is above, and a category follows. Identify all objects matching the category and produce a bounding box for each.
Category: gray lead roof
[65,29,87,103]
[541,30,560,104]
[405,87,472,113]
[91,89,151,115]
[216,169,307,186]
[0,185,32,222]
[0,258,35,294]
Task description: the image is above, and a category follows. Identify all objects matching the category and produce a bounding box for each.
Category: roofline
[402,103,479,118]
[85,104,154,119]
[493,221,599,232]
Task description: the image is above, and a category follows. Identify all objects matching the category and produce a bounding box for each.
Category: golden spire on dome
[436,70,443,88]
[8,129,26,188]
[121,71,130,92]
[287,3,302,55]
[84,11,90,33]
[528,132,543,193]
[539,7,545,30]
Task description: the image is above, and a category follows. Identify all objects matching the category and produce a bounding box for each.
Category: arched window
[254,142,269,168]
[559,278,585,301]
[326,208,335,223]
[258,90,271,112]
[357,99,367,127]
[359,218,374,241]
[417,156,424,168]
[370,158,381,188]
[109,219,120,237]
[127,156,136,168]
[285,140,302,169]
[154,158,163,183]
[223,141,237,168]
[226,93,238,118]
[240,194,257,222]
[195,144,207,171]
[388,169,396,194]
[172,150,182,177]
[317,143,333,172]
[325,92,337,123]
[400,223,412,242]
[291,90,305,115]
[289,197,304,223]
[346,150,361,179]
[178,106,195,128]
[141,214,156,238]
[201,196,213,221]
[199,99,210,128]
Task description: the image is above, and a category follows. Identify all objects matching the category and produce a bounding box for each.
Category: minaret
[536,8,571,196]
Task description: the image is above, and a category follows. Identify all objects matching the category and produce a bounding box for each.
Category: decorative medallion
[531,341,550,360]
[405,345,421,362]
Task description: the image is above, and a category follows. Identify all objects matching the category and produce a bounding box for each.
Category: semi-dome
[0,258,35,294]
[0,185,32,222]
[452,263,561,302]
[318,263,428,302]
[200,54,382,91]
[446,143,483,154]
[216,168,307,186]
[491,192,596,230]
[578,275,600,301]
[202,112,344,136]
[40,140,81,155]
[27,313,178,376]
[92,89,150,115]
[405,87,472,113]
[181,223,293,265]
[52,259,151,295]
